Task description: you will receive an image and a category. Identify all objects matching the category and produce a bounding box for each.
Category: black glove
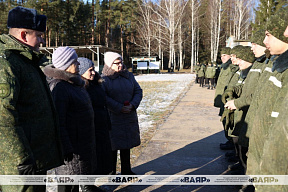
[17,158,36,175]
[64,152,73,162]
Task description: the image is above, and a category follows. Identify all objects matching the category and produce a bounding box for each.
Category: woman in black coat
[101,52,143,175]
[78,57,113,175]
[43,47,98,192]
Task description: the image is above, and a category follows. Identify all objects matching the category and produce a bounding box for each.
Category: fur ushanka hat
[7,6,47,32]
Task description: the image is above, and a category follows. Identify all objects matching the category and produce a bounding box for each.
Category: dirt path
[104,82,240,192]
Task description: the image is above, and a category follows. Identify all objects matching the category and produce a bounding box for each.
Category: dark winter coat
[214,59,232,108]
[102,70,143,151]
[246,51,288,176]
[85,78,113,175]
[0,34,63,177]
[43,65,96,175]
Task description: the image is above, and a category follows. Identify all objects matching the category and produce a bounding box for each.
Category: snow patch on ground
[135,74,195,135]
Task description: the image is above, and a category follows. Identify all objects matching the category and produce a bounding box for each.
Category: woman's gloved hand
[17,158,37,175]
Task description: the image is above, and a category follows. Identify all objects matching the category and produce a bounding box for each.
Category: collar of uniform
[230,64,239,73]
[2,34,44,65]
[272,49,288,73]
[256,54,266,63]
[221,59,232,70]
[240,65,252,79]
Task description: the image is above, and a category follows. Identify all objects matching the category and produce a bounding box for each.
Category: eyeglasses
[113,61,123,65]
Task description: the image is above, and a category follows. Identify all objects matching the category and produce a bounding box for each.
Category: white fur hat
[104,52,122,68]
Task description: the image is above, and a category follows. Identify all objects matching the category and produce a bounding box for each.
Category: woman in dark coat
[78,57,113,175]
[43,47,98,192]
[101,52,143,175]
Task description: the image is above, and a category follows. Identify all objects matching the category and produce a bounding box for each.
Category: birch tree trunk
[190,0,195,73]
[178,19,183,70]
[210,0,221,62]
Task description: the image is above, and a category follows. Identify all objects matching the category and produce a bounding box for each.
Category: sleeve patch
[0,83,10,98]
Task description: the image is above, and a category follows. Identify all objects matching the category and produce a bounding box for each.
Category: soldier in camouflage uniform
[194,62,200,83]
[0,6,63,192]
[224,30,267,179]
[214,47,232,109]
[213,47,234,149]
[222,46,254,173]
[198,62,206,87]
[245,7,288,192]
[205,61,216,89]
[219,47,242,151]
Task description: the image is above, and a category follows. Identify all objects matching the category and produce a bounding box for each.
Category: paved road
[104,83,240,192]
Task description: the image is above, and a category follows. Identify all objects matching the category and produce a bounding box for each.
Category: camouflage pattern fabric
[246,52,288,176]
[197,64,206,77]
[235,46,255,63]
[257,92,288,192]
[238,57,275,148]
[236,56,266,146]
[214,59,232,108]
[205,65,216,78]
[266,6,288,43]
[194,65,200,74]
[0,34,63,191]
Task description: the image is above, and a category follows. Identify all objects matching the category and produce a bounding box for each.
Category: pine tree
[252,0,288,31]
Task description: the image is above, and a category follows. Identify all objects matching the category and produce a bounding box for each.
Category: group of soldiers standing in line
[212,6,288,192]
[194,61,220,89]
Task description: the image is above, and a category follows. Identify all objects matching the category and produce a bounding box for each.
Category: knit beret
[78,57,94,75]
[52,47,78,70]
[7,6,47,32]
[220,47,231,55]
[104,52,122,68]
[235,46,255,63]
[250,29,266,47]
[266,6,288,43]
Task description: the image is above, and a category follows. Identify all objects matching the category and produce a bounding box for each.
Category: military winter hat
[220,47,231,55]
[266,6,288,43]
[7,6,47,32]
[104,52,122,68]
[78,57,94,75]
[231,45,245,56]
[52,47,78,70]
[250,29,266,47]
[235,46,255,63]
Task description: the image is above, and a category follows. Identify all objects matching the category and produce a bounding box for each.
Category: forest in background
[0,0,287,70]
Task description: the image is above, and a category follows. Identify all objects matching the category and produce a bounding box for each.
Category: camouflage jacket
[257,92,288,192]
[247,50,288,176]
[238,56,274,148]
[220,65,240,136]
[214,59,232,108]
[234,55,266,109]
[0,34,63,175]
[194,65,200,74]
[230,66,252,137]
[197,64,206,77]
[205,65,216,78]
